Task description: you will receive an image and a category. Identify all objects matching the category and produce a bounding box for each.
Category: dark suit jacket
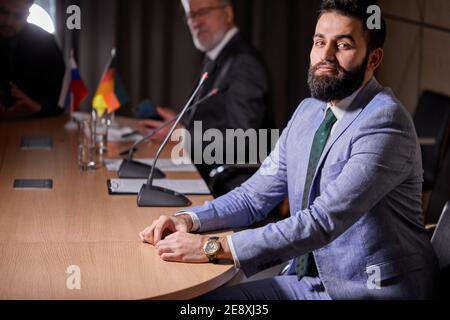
[184,32,273,182]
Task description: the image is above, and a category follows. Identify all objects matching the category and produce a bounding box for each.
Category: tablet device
[20,136,53,150]
[13,179,53,190]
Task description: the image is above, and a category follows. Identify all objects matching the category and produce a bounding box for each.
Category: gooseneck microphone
[118,61,217,179]
[118,88,221,179]
[118,129,167,179]
[137,84,225,207]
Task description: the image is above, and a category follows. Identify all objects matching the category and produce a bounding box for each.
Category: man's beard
[307,55,369,102]
[192,29,227,53]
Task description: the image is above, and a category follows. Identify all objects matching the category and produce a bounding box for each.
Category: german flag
[92,50,129,117]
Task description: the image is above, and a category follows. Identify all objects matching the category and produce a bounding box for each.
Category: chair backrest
[425,146,450,225]
[413,91,450,191]
[431,201,450,270]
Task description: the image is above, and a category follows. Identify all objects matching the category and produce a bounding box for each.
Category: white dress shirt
[206,27,239,61]
[328,84,363,135]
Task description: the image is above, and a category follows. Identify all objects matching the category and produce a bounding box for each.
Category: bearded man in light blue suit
[140,0,439,300]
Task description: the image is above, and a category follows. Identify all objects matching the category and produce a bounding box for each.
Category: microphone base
[137,185,192,207]
[118,160,166,179]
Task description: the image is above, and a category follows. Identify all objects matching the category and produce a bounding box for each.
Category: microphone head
[208,83,229,97]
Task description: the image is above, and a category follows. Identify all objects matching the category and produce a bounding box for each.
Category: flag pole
[64,49,78,130]
[109,48,117,128]
[97,48,116,85]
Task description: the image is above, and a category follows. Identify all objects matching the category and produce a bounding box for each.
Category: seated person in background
[140,0,273,185]
[0,0,65,119]
[140,0,439,300]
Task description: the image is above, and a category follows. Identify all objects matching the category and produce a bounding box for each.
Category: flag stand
[92,47,129,130]
[64,117,78,131]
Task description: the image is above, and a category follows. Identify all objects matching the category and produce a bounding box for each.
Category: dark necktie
[295,108,338,279]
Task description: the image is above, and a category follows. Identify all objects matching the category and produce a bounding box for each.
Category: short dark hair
[319,0,387,52]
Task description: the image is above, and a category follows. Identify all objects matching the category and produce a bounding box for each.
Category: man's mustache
[193,29,208,36]
[311,61,344,72]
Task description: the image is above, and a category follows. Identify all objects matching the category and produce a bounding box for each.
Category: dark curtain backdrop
[56,0,322,128]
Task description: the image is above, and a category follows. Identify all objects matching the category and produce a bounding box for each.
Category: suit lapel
[317,78,384,168]
[185,33,241,126]
[306,78,384,205]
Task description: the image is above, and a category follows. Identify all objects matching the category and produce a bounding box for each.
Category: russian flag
[59,55,88,113]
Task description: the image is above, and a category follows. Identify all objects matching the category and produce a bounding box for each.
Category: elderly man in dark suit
[141,0,273,185]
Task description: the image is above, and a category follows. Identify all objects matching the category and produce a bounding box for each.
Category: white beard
[191,29,227,53]
[192,35,208,52]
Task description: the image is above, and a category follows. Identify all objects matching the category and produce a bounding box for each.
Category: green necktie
[296,108,338,279]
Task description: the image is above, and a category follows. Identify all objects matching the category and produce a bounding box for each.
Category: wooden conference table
[0,116,237,300]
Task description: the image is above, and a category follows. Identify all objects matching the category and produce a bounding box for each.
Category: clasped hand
[139,215,210,263]
[0,83,41,119]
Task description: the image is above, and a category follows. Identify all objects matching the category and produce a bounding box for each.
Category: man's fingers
[141,216,181,245]
[139,230,149,242]
[160,253,181,262]
[149,133,166,143]
[155,243,174,256]
[164,232,180,241]
[140,221,157,244]
[156,107,176,120]
[153,224,166,244]
[141,119,163,129]
[140,230,153,244]
[6,105,20,114]
[153,217,172,244]
[9,83,22,97]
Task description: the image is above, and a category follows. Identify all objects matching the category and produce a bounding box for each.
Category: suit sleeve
[188,104,306,232]
[230,104,419,277]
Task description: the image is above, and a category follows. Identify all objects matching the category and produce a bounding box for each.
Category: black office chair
[425,146,450,225]
[413,91,450,192]
[431,201,450,299]
[208,164,261,198]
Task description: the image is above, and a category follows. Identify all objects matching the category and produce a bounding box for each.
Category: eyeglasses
[185,4,228,22]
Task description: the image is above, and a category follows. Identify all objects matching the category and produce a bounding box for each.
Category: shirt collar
[326,81,367,120]
[207,27,239,61]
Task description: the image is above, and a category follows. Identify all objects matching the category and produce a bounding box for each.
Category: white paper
[105,158,197,172]
[108,179,211,195]
[107,126,143,142]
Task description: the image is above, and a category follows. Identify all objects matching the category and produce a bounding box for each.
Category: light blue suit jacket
[190,78,439,300]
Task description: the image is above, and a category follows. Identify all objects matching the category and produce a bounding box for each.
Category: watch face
[205,241,220,255]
